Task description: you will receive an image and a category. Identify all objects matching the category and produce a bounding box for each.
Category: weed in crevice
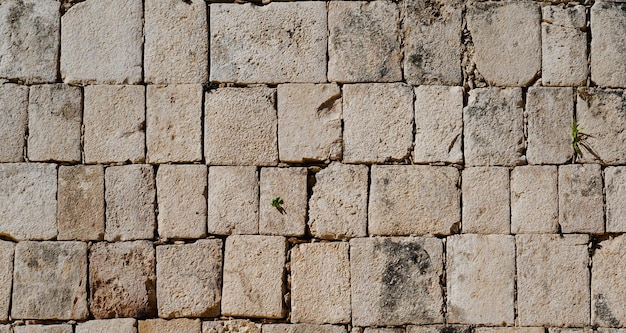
[571,118,602,163]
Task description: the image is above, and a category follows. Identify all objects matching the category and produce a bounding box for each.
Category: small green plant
[271,197,285,214]
[571,118,601,163]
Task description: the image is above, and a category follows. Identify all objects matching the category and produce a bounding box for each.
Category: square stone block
[259,167,307,236]
[462,167,510,234]
[58,165,105,241]
[0,241,14,321]
[76,319,137,333]
[592,236,626,327]
[558,164,604,234]
[13,325,72,333]
[0,84,28,162]
[264,325,347,333]
[605,167,626,232]
[511,166,559,234]
[139,319,201,333]
[202,320,261,333]
[207,166,258,235]
[591,2,626,88]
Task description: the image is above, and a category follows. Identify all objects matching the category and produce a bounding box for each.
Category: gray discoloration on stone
[207,166,258,236]
[0,241,14,321]
[263,324,347,333]
[511,166,559,234]
[14,325,73,333]
[58,165,105,241]
[605,167,626,232]
[462,167,510,234]
[259,167,307,237]
[76,319,137,333]
[0,84,28,162]
[592,236,626,326]
[558,164,604,234]
[591,1,626,87]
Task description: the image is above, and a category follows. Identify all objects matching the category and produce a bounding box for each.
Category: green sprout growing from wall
[571,118,601,163]
[271,197,285,214]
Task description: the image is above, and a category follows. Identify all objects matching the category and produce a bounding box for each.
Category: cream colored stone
[0,241,14,321]
[591,2,626,87]
[605,167,626,232]
[558,164,604,234]
[13,325,72,333]
[58,165,105,241]
[462,167,510,234]
[0,84,27,162]
[259,167,307,236]
[139,319,200,333]
[407,326,473,333]
[76,319,137,333]
[511,166,559,234]
[207,166,258,235]
[549,328,592,333]
[364,329,403,333]
[0,326,8,333]
[264,325,346,333]
[475,328,545,333]
[202,320,261,333]
[592,236,626,326]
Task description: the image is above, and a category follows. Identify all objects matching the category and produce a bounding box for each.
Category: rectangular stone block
[592,235,626,327]
[511,166,559,234]
[591,2,626,87]
[0,241,14,321]
[202,320,260,333]
[408,326,473,333]
[259,167,307,236]
[558,164,604,234]
[76,319,137,333]
[13,325,73,333]
[139,318,201,333]
[222,235,286,318]
[462,167,510,234]
[263,324,347,333]
[550,328,592,333]
[0,84,27,162]
[364,329,403,333]
[207,166,258,235]
[58,165,105,241]
[475,328,545,333]
[605,167,626,232]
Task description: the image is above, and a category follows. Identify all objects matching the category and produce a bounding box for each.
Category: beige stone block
[462,167,510,234]
[156,164,206,239]
[464,88,525,166]
[308,163,368,239]
[591,2,626,87]
[58,165,105,241]
[414,85,463,164]
[202,320,261,333]
[139,318,201,333]
[592,236,626,326]
[259,168,307,236]
[105,165,155,241]
[277,84,342,163]
[13,325,72,333]
[407,326,473,333]
[369,165,460,236]
[264,324,347,333]
[475,328,544,333]
[222,235,286,318]
[84,85,145,164]
[0,241,14,321]
[61,0,142,84]
[205,87,278,165]
[598,328,626,333]
[511,166,559,234]
[343,83,413,163]
[207,166,258,235]
[364,329,403,333]
[516,234,590,326]
[76,319,137,333]
[559,164,604,234]
[0,84,27,162]
[89,241,156,319]
[0,163,57,240]
[0,326,8,333]
[605,167,626,232]
[549,328,592,333]
[156,240,222,318]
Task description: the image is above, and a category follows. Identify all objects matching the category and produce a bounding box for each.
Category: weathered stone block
[558,164,604,234]
[202,320,261,333]
[605,167,626,232]
[591,2,626,87]
[592,236,626,326]
[259,167,307,236]
[511,166,559,234]
[76,319,137,333]
[364,329,404,333]
[462,167,510,234]
[549,328,592,333]
[58,165,105,241]
[0,326,8,333]
[308,163,368,239]
[0,84,27,162]
[407,326,473,333]
[207,166,258,235]
[139,319,200,333]
[0,241,14,321]
[13,325,73,333]
[264,324,347,333]
[222,235,286,318]
[474,328,545,333]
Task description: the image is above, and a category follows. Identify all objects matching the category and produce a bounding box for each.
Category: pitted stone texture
[464,88,525,166]
[364,329,404,333]
[12,241,87,320]
[205,87,278,165]
[61,0,142,84]
[139,319,201,333]
[202,320,261,333]
[407,326,473,333]
[89,241,156,319]
[207,166,258,235]
[447,235,515,325]
[291,243,350,324]
[351,237,443,326]
[0,163,57,240]
[58,165,105,241]
[593,236,626,326]
[511,166,559,234]
[28,84,82,162]
[76,319,137,333]
[145,0,207,84]
[605,167,626,232]
[475,328,545,333]
[105,165,155,241]
[147,85,202,163]
[403,0,462,85]
[156,165,207,239]
[309,163,368,239]
[14,325,73,333]
[0,0,59,83]
[211,2,326,83]
[370,165,460,236]
[542,5,588,86]
[558,164,604,234]
[0,241,14,321]
[84,85,145,164]
[156,240,222,318]
[259,168,307,236]
[277,84,342,163]
[0,326,8,333]
[329,1,402,82]
[414,85,463,163]
[0,84,27,162]
[516,234,590,326]
[343,83,413,163]
[222,235,286,318]
[264,325,347,333]
[462,167,510,234]
[467,1,541,86]
[598,329,626,333]
[591,2,626,87]
[526,87,574,164]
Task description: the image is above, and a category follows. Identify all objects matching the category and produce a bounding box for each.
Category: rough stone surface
[76,319,137,333]
[593,236,626,326]
[0,241,14,321]
[0,84,28,162]
[222,235,286,319]
[591,2,626,87]
[511,166,559,234]
[265,325,346,333]
[61,0,142,84]
[89,241,156,319]
[605,166,626,232]
[407,326,474,333]
[308,163,368,239]
[202,320,261,333]
[516,234,590,326]
[58,165,105,241]
[13,325,73,333]
[474,328,545,333]
[0,326,8,333]
[369,165,460,236]
[343,83,413,163]
[156,240,222,318]
[462,167,510,234]
[259,167,307,237]
[139,319,201,333]
[558,164,604,234]
[207,166,258,235]
[277,84,342,163]
[364,329,404,333]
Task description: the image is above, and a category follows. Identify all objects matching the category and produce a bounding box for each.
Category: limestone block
[61,0,142,84]
[592,236,626,326]
[0,84,27,162]
[467,1,541,86]
[542,5,588,86]
[277,84,342,163]
[605,167,626,232]
[0,0,59,83]
[403,0,462,85]
[598,329,626,333]
[414,85,463,164]
[370,165,460,236]
[364,330,403,333]
[462,167,510,234]
[139,318,201,333]
[516,234,590,326]
[558,164,604,234]
[145,0,207,84]
[84,85,145,164]
[76,319,137,333]
[511,166,559,234]
[156,165,207,239]
[210,2,326,83]
[308,163,368,239]
[291,243,350,324]
[11,241,87,320]
[329,1,401,82]
[202,320,261,333]
[0,163,57,240]
[264,324,347,333]
[205,87,277,165]
[447,235,515,325]
[475,328,545,333]
[0,326,8,333]
[343,83,413,163]
[105,165,155,241]
[549,328,592,333]
[259,167,307,236]
[89,241,156,319]
[351,237,443,326]
[407,326,473,333]
[28,84,81,162]
[526,87,574,164]
[222,235,286,318]
[464,88,525,166]
[0,241,14,321]
[13,325,72,333]
[156,240,222,318]
[591,2,626,87]
[207,166,258,235]
[58,165,105,241]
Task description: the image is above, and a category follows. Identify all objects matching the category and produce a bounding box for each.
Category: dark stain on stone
[441,326,472,333]
[316,94,341,116]
[594,293,621,327]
